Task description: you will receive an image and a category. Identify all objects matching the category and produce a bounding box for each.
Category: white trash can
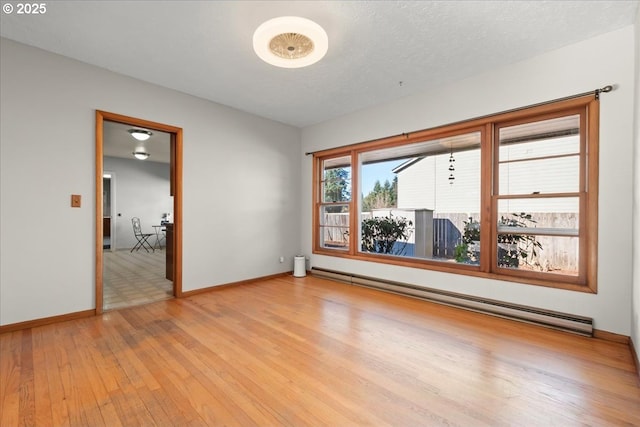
[293,255,306,277]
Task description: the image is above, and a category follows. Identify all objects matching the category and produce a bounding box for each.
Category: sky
[360,160,404,196]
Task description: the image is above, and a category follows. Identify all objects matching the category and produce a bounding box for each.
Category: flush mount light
[128,129,152,141]
[133,148,150,160]
[253,16,328,68]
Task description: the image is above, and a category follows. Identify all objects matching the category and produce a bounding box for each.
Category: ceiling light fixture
[128,129,153,141]
[253,16,328,68]
[133,148,150,160]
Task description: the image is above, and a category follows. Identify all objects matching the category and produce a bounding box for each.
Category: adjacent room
[101,121,175,310]
[1,1,639,425]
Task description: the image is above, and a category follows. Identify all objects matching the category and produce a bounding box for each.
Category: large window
[313,96,599,292]
[359,131,482,262]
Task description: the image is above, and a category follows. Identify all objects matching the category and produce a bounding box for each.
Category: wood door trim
[95,110,183,313]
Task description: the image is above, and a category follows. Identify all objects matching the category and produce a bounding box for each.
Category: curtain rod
[304,84,614,156]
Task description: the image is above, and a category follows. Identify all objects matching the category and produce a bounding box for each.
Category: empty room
[1,1,640,425]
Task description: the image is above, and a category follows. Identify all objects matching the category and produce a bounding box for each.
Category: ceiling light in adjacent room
[253,16,328,68]
[128,129,152,141]
[133,148,150,160]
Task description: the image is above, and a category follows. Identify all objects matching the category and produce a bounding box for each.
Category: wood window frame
[312,95,599,293]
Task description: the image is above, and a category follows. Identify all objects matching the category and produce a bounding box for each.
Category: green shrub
[361,213,413,255]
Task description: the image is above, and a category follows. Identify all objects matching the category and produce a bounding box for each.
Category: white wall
[301,26,636,335]
[103,156,172,250]
[632,8,640,355]
[0,38,301,326]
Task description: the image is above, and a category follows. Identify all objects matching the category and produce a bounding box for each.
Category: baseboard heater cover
[311,267,593,337]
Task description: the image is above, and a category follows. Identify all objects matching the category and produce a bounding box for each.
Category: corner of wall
[631,4,640,357]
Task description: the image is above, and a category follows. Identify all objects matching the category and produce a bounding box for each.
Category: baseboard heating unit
[311,267,593,337]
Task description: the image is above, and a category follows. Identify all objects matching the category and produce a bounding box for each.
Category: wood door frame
[95,110,183,314]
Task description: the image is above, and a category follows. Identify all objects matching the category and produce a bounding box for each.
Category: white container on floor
[293,256,306,277]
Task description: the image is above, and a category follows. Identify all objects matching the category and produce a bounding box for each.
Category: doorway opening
[95,111,183,314]
[103,171,115,251]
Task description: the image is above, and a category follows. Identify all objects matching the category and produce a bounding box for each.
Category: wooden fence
[322,211,578,273]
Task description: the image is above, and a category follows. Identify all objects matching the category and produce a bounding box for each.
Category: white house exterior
[371,133,582,269]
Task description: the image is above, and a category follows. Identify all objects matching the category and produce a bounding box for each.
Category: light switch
[71,194,81,208]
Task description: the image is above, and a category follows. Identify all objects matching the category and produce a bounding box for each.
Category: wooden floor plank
[31,328,53,427]
[17,329,36,426]
[63,320,107,427]
[1,275,639,426]
[40,324,70,427]
[51,322,89,427]
[0,331,22,427]
[110,319,207,426]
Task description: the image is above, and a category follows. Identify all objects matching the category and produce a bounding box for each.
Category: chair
[131,217,154,253]
[152,224,166,250]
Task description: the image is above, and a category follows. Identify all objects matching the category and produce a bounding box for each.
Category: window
[318,155,351,250]
[495,114,583,281]
[313,96,598,292]
[359,131,482,263]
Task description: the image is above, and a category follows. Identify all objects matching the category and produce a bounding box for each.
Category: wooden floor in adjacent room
[1,275,639,426]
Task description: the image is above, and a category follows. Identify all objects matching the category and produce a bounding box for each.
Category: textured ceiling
[1,1,637,128]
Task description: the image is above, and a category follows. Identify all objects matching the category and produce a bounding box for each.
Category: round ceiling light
[133,148,150,160]
[128,129,152,141]
[253,16,328,68]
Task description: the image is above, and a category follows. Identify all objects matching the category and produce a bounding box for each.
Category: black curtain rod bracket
[595,85,613,100]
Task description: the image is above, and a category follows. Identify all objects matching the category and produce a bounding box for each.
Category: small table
[152,225,166,250]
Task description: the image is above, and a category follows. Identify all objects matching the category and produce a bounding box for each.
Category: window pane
[322,156,351,203]
[499,134,579,162]
[499,115,580,195]
[499,115,580,158]
[499,155,579,195]
[497,235,579,276]
[497,197,579,276]
[359,131,481,264]
[497,198,579,234]
[320,205,349,250]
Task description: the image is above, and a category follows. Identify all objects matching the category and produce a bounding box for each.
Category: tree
[324,168,350,202]
[390,176,398,207]
[324,168,350,213]
[362,176,398,211]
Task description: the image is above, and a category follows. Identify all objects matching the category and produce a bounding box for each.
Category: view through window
[313,96,598,292]
[359,132,481,264]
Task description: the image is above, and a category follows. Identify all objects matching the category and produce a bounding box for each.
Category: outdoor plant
[455,217,480,263]
[453,214,543,267]
[497,212,543,268]
[454,243,470,263]
[361,213,413,255]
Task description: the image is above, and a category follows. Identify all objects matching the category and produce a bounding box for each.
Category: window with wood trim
[313,96,599,292]
[318,155,352,250]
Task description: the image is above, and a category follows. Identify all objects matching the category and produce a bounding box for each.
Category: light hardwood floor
[1,275,639,426]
